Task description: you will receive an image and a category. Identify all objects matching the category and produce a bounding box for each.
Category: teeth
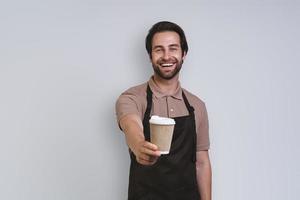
[161,63,174,67]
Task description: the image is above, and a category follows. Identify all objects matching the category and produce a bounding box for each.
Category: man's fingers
[141,146,161,157]
[137,157,158,166]
[139,153,158,162]
[143,141,158,151]
[143,142,161,156]
[138,159,152,166]
[133,141,161,166]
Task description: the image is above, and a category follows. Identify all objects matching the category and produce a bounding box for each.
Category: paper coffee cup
[149,115,175,154]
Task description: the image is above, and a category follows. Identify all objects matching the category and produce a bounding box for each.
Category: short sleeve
[115,92,143,126]
[196,102,210,151]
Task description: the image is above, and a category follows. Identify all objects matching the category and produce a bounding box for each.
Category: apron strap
[182,91,197,163]
[144,84,152,117]
[182,91,195,114]
[142,84,152,141]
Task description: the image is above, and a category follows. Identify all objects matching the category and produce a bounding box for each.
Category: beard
[152,58,183,80]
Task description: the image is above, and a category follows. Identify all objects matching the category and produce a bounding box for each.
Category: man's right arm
[119,114,161,166]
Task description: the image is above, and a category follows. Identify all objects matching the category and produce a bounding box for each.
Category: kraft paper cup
[149,116,175,154]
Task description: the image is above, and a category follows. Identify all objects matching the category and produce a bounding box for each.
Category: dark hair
[145,21,189,57]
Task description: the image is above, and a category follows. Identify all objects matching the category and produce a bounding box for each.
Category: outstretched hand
[133,141,161,166]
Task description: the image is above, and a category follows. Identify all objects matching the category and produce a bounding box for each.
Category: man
[116,21,212,200]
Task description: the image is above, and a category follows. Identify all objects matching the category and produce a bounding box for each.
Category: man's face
[151,31,186,80]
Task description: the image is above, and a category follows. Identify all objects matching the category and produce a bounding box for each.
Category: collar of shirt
[148,76,183,100]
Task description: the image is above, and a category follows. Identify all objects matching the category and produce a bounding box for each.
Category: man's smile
[161,63,175,67]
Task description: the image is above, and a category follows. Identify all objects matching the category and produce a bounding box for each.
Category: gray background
[0,0,299,199]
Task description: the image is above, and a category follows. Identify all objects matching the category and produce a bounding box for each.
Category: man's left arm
[196,150,212,200]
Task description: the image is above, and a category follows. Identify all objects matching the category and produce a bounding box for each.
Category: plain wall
[0,0,299,199]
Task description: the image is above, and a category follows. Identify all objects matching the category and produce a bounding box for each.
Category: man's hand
[119,114,161,166]
[133,141,161,166]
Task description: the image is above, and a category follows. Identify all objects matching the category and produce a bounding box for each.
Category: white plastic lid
[149,115,175,125]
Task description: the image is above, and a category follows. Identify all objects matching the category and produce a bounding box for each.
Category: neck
[152,74,179,95]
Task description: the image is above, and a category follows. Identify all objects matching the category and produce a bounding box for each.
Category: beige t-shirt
[115,77,210,151]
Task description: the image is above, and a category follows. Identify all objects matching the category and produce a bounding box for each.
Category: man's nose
[162,51,170,60]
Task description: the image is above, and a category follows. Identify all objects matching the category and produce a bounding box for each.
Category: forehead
[152,31,181,47]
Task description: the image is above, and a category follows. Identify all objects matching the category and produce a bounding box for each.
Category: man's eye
[170,48,178,51]
[155,49,162,52]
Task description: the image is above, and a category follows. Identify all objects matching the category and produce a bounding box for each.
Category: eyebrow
[153,44,180,49]
[169,44,180,48]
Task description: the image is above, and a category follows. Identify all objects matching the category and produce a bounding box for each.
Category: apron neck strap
[182,91,195,114]
[144,84,153,120]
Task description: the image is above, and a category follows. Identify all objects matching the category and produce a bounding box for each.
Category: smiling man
[151,31,184,80]
[116,21,212,200]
